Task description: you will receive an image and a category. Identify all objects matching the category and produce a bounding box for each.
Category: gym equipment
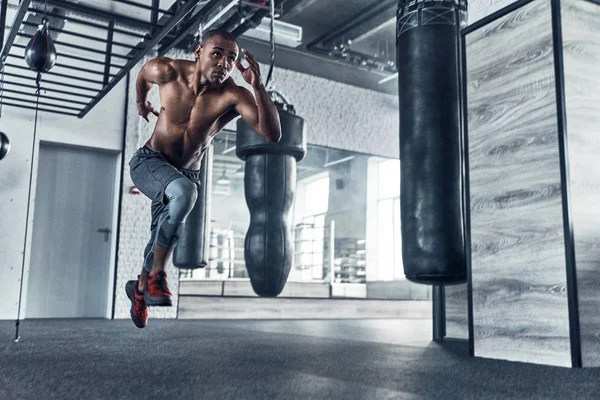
[396,0,468,285]
[173,146,213,269]
[24,18,57,73]
[0,132,9,160]
[13,11,59,343]
[236,101,306,296]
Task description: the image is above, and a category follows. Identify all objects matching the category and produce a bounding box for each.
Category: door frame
[23,140,122,319]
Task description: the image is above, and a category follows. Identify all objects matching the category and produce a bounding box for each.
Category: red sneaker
[125,278,148,328]
[144,271,172,307]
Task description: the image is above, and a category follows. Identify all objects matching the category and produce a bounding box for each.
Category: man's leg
[143,176,198,306]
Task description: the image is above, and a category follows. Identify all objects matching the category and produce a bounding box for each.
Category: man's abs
[146,125,212,170]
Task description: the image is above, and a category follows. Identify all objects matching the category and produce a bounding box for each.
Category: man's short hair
[200,28,238,46]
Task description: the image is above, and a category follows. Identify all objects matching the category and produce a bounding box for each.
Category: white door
[26,143,117,318]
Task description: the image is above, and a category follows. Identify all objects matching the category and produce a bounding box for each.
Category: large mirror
[179,130,429,301]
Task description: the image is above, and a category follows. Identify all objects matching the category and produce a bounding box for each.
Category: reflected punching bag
[0,132,10,160]
[397,0,468,285]
[173,146,213,269]
[25,19,57,73]
[236,103,306,297]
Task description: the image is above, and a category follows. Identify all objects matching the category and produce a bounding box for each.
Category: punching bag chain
[264,0,275,89]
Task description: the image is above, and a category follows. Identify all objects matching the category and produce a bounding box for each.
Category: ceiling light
[217,169,230,185]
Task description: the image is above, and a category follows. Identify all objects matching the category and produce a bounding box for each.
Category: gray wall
[563,0,600,367]
[0,83,125,320]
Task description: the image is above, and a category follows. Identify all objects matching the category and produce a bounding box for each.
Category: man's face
[195,36,239,85]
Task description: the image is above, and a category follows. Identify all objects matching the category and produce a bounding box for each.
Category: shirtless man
[125,29,281,328]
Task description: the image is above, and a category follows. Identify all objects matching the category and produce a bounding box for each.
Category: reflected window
[366,158,403,281]
[292,175,329,281]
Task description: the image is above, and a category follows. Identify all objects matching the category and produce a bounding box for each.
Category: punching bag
[0,132,10,160]
[173,146,213,269]
[397,0,468,285]
[236,103,306,297]
[25,18,57,73]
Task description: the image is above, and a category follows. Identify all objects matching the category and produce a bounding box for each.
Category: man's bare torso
[146,59,237,170]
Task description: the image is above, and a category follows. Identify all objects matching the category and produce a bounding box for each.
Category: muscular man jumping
[125,29,281,328]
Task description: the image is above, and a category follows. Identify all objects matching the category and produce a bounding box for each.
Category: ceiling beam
[157,0,225,56]
[78,0,209,118]
[0,0,33,65]
[45,0,161,30]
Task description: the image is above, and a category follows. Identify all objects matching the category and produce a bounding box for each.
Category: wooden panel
[562,0,600,368]
[179,296,432,320]
[446,284,469,340]
[465,0,571,366]
[179,280,331,298]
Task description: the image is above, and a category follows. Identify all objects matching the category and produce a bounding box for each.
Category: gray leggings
[129,146,201,271]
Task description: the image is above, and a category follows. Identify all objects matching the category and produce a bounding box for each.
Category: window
[292,175,330,281]
[375,159,403,280]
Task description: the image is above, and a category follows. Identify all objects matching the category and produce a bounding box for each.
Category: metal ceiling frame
[305,0,397,74]
[0,0,282,118]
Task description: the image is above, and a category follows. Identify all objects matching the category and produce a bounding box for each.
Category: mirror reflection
[179,130,429,300]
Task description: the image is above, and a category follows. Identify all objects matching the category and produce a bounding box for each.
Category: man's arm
[234,49,281,143]
[234,85,282,143]
[136,57,177,121]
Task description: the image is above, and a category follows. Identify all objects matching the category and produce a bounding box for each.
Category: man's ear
[194,44,202,59]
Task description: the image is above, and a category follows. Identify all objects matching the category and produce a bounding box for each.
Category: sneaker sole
[126,281,147,328]
[144,293,172,307]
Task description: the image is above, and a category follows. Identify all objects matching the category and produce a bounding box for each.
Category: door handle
[96,228,112,242]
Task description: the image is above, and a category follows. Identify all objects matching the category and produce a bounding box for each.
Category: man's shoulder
[169,58,194,71]
[223,79,252,97]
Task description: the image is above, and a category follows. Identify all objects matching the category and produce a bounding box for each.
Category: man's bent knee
[164,177,198,223]
[153,177,198,249]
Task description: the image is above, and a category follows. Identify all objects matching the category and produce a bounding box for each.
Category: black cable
[13,0,50,341]
[264,0,275,88]
[14,73,43,343]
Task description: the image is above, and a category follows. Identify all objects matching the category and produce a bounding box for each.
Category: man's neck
[189,63,210,95]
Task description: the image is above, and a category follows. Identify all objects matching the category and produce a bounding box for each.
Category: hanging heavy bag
[236,103,306,297]
[173,146,214,269]
[397,0,468,285]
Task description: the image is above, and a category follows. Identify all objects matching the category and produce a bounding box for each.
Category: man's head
[194,28,239,85]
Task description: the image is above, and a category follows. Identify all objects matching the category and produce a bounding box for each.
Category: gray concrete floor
[1,319,599,399]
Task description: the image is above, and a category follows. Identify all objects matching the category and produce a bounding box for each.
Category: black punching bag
[25,19,57,73]
[0,132,10,160]
[173,146,213,269]
[397,0,467,285]
[236,104,306,297]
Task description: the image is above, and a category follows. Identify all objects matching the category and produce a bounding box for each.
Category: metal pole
[432,285,446,342]
[328,220,335,298]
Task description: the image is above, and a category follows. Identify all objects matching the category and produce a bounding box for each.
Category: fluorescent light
[324,156,356,167]
[222,145,237,154]
[242,18,303,48]
[378,73,398,85]
[217,170,230,185]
